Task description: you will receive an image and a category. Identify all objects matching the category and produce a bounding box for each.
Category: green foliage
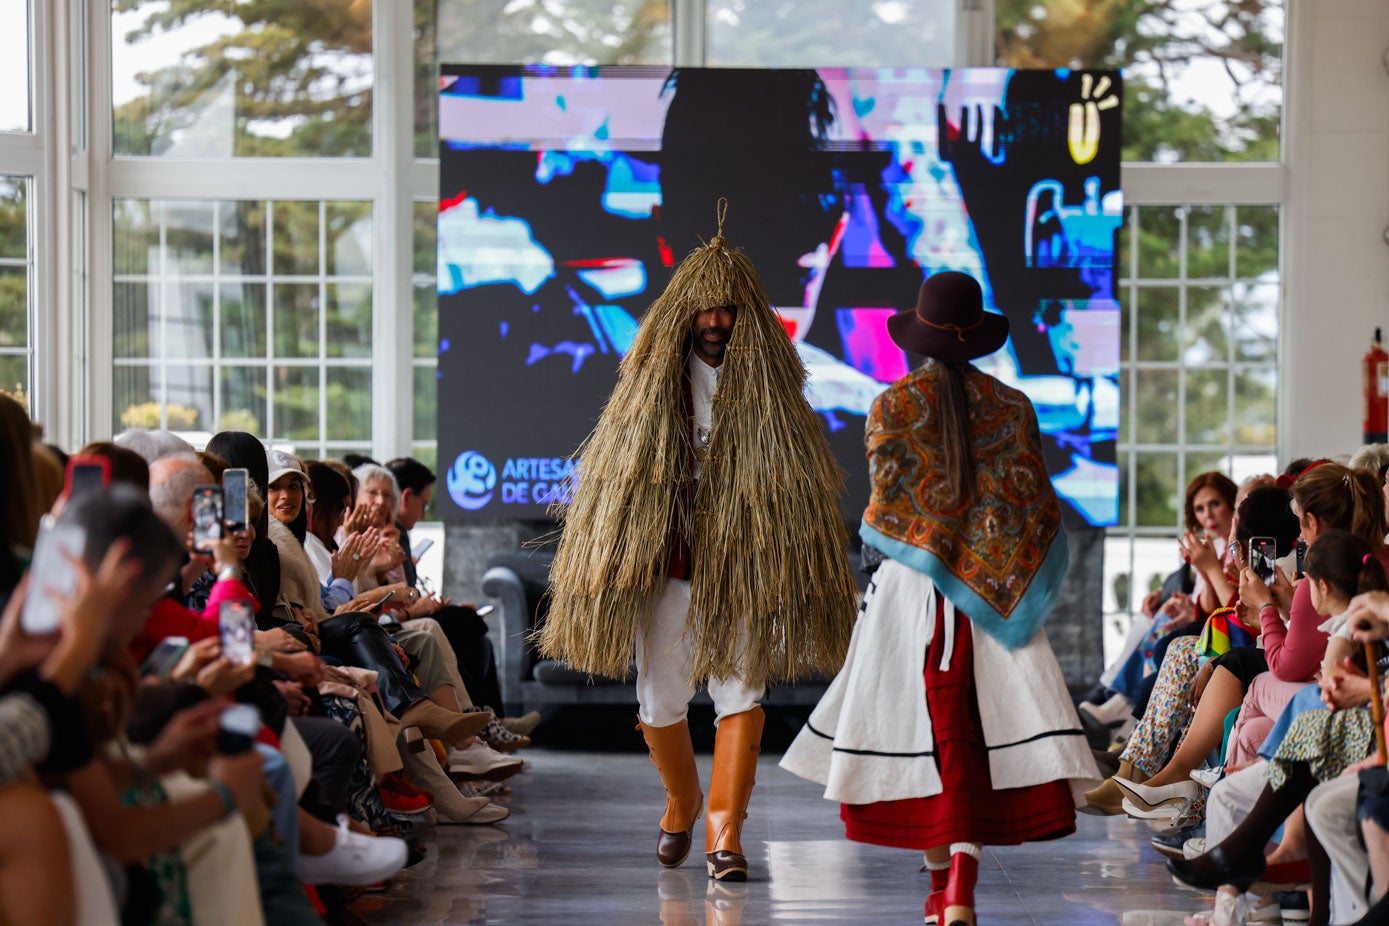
[436,0,670,66]
[112,0,373,157]
[995,0,1282,162]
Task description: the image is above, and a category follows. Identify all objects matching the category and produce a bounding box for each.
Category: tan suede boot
[639,718,704,868]
[1079,757,1148,816]
[705,706,765,882]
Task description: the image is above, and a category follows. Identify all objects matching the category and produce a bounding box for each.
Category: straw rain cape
[537,205,858,685]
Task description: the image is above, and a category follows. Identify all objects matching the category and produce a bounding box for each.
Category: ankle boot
[639,718,704,868]
[397,698,489,746]
[1079,757,1148,815]
[942,848,979,926]
[705,706,765,882]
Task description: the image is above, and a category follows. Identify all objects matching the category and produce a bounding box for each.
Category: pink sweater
[1262,549,1389,682]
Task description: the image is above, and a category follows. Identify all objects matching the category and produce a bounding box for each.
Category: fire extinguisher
[1364,327,1389,444]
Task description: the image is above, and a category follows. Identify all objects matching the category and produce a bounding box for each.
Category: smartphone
[64,455,110,500]
[366,590,396,613]
[219,600,256,666]
[21,523,86,635]
[191,485,224,554]
[1295,538,1307,580]
[1250,536,1278,584]
[222,468,249,534]
[411,537,434,559]
[217,704,261,755]
[140,636,190,679]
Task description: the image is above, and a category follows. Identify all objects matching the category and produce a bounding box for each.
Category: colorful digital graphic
[437,65,1123,526]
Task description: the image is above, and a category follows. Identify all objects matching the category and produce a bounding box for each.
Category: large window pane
[0,267,26,349]
[0,354,26,408]
[114,199,157,276]
[163,280,214,360]
[113,281,157,359]
[413,365,436,443]
[436,0,671,66]
[1133,286,1180,363]
[0,0,30,133]
[0,177,26,259]
[113,364,157,431]
[1134,452,1180,528]
[414,0,437,159]
[1133,370,1179,445]
[111,1,374,157]
[272,366,319,443]
[273,284,320,360]
[219,365,266,435]
[325,367,372,442]
[996,0,1283,163]
[272,202,321,278]
[112,198,374,454]
[221,283,267,358]
[708,0,954,67]
[413,200,436,359]
[325,284,371,359]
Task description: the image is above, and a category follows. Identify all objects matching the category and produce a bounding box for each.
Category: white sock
[949,842,981,860]
[923,852,950,871]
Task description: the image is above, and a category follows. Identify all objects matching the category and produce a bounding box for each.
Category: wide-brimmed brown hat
[887,271,1010,363]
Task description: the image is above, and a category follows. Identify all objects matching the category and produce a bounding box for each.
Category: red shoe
[924,890,944,925]
[380,771,433,815]
[942,851,978,926]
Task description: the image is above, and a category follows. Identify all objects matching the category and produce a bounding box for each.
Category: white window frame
[24,0,1290,483]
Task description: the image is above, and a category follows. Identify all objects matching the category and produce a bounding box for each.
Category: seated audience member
[1081,472,1241,737]
[1111,486,1303,816]
[114,427,194,464]
[76,440,151,491]
[263,450,488,747]
[1351,442,1389,515]
[384,456,538,740]
[205,430,283,615]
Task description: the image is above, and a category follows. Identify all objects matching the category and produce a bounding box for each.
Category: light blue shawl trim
[859,522,1070,650]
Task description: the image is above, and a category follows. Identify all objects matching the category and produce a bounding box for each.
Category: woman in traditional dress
[781,271,1099,926]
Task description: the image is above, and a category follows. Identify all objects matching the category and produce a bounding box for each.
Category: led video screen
[437,65,1122,526]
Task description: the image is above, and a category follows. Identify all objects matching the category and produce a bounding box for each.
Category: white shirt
[304,532,334,585]
[689,353,720,478]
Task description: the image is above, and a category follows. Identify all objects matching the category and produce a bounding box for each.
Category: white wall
[1282,0,1389,461]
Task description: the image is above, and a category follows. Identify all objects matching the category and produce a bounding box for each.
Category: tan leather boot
[639,718,704,868]
[705,706,764,882]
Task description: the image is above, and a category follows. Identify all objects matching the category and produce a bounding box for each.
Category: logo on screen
[448,451,497,510]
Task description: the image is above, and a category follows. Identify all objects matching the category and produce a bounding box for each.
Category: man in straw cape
[538,200,858,882]
[780,272,1099,925]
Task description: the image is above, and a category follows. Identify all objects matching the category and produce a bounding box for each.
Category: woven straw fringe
[536,233,858,686]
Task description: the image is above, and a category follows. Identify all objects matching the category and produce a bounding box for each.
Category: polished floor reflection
[356,750,1208,924]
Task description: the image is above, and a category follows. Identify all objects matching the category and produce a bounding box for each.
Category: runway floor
[355,749,1210,925]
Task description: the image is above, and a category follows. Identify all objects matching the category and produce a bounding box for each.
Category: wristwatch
[256,648,275,668]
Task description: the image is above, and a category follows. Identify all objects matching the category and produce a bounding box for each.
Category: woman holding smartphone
[263,450,487,748]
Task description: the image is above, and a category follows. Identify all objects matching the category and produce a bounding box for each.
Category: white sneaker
[458,799,510,825]
[1079,692,1134,726]
[448,741,524,781]
[1189,767,1222,789]
[297,816,408,886]
[458,780,507,798]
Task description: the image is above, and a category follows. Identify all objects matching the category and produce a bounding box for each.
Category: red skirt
[841,600,1076,849]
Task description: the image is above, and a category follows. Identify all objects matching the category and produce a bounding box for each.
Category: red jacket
[128,576,257,664]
